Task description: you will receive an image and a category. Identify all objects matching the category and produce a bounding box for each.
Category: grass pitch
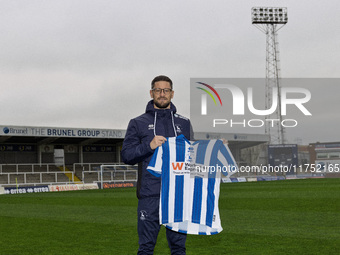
[0,178,339,254]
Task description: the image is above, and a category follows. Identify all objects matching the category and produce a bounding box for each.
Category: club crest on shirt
[140,210,148,221]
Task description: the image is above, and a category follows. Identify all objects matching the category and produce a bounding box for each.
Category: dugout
[0,125,269,166]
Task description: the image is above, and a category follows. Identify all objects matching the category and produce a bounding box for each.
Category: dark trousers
[137,197,186,255]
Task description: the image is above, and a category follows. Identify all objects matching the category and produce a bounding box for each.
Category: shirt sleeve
[217,142,238,176]
[147,145,163,177]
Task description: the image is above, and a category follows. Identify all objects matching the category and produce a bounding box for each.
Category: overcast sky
[1,0,339,144]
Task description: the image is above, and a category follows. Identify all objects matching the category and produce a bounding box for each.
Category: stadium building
[309,142,340,178]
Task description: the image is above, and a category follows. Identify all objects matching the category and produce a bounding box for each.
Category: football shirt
[147,134,237,235]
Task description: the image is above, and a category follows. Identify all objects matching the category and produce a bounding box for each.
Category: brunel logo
[3,127,9,134]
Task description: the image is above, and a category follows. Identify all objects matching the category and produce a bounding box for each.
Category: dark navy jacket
[121,100,192,199]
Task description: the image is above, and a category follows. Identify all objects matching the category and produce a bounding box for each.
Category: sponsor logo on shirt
[172,162,184,170]
[171,162,191,174]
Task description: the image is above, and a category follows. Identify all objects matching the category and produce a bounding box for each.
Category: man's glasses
[152,88,172,95]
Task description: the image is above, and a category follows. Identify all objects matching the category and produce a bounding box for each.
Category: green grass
[0,178,339,254]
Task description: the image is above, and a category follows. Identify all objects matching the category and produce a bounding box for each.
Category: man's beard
[154,98,171,109]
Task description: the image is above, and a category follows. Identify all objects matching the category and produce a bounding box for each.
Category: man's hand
[150,136,167,150]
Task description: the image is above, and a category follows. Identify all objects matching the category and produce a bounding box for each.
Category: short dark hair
[151,75,173,89]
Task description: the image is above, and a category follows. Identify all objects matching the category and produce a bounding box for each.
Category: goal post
[99,164,138,189]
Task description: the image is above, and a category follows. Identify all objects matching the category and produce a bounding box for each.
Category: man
[121,75,192,254]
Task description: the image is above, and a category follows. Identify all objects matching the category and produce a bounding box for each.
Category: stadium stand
[2,125,288,189]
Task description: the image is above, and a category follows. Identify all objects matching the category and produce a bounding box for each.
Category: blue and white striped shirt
[147,134,237,235]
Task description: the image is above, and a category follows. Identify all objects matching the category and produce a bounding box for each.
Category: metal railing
[0,171,76,186]
[0,163,66,174]
[79,164,137,187]
[0,162,137,188]
[73,162,122,172]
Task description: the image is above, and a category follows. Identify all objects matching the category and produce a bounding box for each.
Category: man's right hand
[150,136,167,150]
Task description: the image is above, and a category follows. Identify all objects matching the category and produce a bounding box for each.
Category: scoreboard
[268,144,298,174]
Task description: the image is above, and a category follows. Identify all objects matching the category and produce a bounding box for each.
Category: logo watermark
[190,78,314,133]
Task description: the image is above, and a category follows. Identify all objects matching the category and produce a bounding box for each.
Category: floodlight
[252,7,288,24]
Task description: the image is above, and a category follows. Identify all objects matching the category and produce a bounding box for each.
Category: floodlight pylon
[252,7,288,144]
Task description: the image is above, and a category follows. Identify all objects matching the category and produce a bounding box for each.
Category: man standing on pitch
[121,75,192,254]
